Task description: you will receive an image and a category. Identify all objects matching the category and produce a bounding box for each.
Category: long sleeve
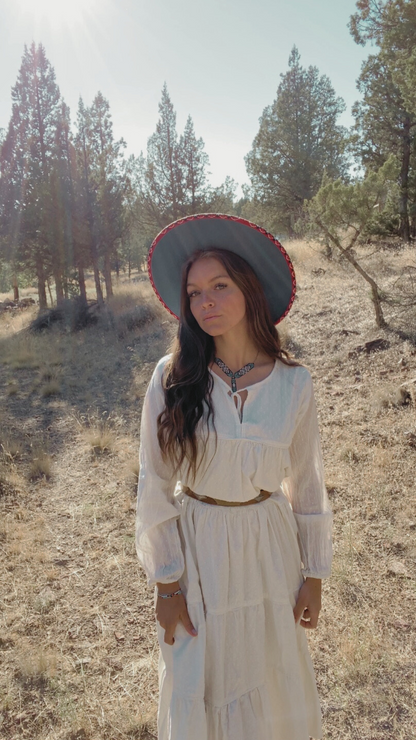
[281,371,333,579]
[135,357,184,586]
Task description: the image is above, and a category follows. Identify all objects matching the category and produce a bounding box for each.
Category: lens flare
[16,0,102,31]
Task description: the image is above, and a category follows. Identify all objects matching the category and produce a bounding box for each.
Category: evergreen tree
[245,47,347,235]
[351,52,415,240]
[118,155,152,277]
[87,92,126,298]
[388,4,416,118]
[305,157,400,327]
[0,43,63,307]
[55,101,89,301]
[207,177,237,214]
[137,85,212,232]
[145,83,183,225]
[178,115,210,211]
[47,101,74,302]
[74,98,104,302]
[349,0,416,240]
[74,93,126,300]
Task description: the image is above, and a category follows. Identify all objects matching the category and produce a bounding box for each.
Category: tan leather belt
[182,486,272,507]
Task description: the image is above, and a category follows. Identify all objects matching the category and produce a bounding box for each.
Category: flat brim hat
[148,214,296,325]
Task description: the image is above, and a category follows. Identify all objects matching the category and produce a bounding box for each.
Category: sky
[0,0,371,194]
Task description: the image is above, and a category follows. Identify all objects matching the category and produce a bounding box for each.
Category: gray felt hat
[148,214,296,325]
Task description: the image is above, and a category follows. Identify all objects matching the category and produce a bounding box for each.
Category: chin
[202,327,223,337]
[199,321,224,337]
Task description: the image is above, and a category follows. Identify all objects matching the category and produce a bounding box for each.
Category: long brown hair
[157,248,297,477]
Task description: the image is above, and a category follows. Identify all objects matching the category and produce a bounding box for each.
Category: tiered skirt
[157,491,322,740]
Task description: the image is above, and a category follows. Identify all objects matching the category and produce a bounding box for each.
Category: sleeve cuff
[301,568,331,580]
[293,511,333,580]
[148,563,184,588]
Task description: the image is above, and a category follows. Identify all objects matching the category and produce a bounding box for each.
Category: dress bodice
[135,355,333,585]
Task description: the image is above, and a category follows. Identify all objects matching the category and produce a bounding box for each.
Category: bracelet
[158,588,183,599]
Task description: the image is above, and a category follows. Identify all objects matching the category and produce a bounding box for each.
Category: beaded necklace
[214,353,258,393]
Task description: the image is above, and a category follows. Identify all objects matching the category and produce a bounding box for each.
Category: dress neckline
[209,359,278,393]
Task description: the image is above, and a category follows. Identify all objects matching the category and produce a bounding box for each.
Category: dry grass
[29,449,52,480]
[285,237,321,267]
[85,424,116,455]
[0,261,415,739]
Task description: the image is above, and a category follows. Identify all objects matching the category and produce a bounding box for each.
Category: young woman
[136,214,332,740]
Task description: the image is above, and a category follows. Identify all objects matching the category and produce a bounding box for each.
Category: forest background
[1,0,416,308]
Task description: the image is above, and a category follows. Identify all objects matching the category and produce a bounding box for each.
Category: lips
[203,314,221,321]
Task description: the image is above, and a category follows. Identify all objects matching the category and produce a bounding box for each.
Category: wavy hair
[157,248,298,477]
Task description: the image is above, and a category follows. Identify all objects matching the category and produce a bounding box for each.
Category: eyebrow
[187,274,229,287]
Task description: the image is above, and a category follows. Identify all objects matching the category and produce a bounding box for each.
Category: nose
[201,291,214,308]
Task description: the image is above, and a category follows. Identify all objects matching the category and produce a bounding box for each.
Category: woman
[136,214,332,740]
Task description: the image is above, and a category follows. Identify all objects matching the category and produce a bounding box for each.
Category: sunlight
[16,0,102,30]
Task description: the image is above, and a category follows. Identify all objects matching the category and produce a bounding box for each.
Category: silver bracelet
[158,588,183,599]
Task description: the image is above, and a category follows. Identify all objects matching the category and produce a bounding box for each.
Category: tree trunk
[103,251,113,299]
[78,266,87,302]
[90,244,104,304]
[47,279,54,307]
[12,274,19,302]
[54,271,64,304]
[93,263,104,303]
[316,218,387,328]
[399,117,411,243]
[411,211,416,239]
[36,261,47,310]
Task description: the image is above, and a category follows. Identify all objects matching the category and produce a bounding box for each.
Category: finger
[164,627,175,645]
[180,609,198,637]
[309,612,319,629]
[293,600,307,623]
[300,614,319,629]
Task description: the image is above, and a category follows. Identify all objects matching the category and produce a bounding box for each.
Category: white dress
[135,356,332,740]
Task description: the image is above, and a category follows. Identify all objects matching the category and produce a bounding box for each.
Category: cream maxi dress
[135,355,332,740]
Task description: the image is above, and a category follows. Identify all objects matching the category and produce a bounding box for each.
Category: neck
[214,327,258,372]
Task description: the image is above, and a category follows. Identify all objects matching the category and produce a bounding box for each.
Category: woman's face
[186,257,247,337]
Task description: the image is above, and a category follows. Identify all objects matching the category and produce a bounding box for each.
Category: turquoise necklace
[214,354,258,393]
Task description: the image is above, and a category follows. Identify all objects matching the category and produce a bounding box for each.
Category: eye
[187,290,199,299]
[215,283,227,290]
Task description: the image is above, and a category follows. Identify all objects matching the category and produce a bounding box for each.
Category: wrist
[156,581,180,595]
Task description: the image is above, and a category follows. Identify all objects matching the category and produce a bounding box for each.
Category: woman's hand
[293,577,322,629]
[156,582,197,645]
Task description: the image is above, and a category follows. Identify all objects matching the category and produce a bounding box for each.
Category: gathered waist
[182,486,272,507]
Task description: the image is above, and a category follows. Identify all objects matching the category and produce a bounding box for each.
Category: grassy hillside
[0,242,415,740]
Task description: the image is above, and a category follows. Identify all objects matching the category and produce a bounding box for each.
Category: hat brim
[148,214,296,325]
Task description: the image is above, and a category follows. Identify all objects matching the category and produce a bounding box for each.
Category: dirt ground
[0,241,415,740]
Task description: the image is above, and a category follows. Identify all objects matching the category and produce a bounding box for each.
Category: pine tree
[74,93,126,300]
[305,158,400,327]
[351,52,415,240]
[208,177,237,214]
[245,47,347,235]
[349,0,416,240]
[136,85,212,232]
[145,83,183,225]
[178,115,210,211]
[74,98,104,303]
[87,92,126,298]
[0,43,63,307]
[54,101,89,301]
